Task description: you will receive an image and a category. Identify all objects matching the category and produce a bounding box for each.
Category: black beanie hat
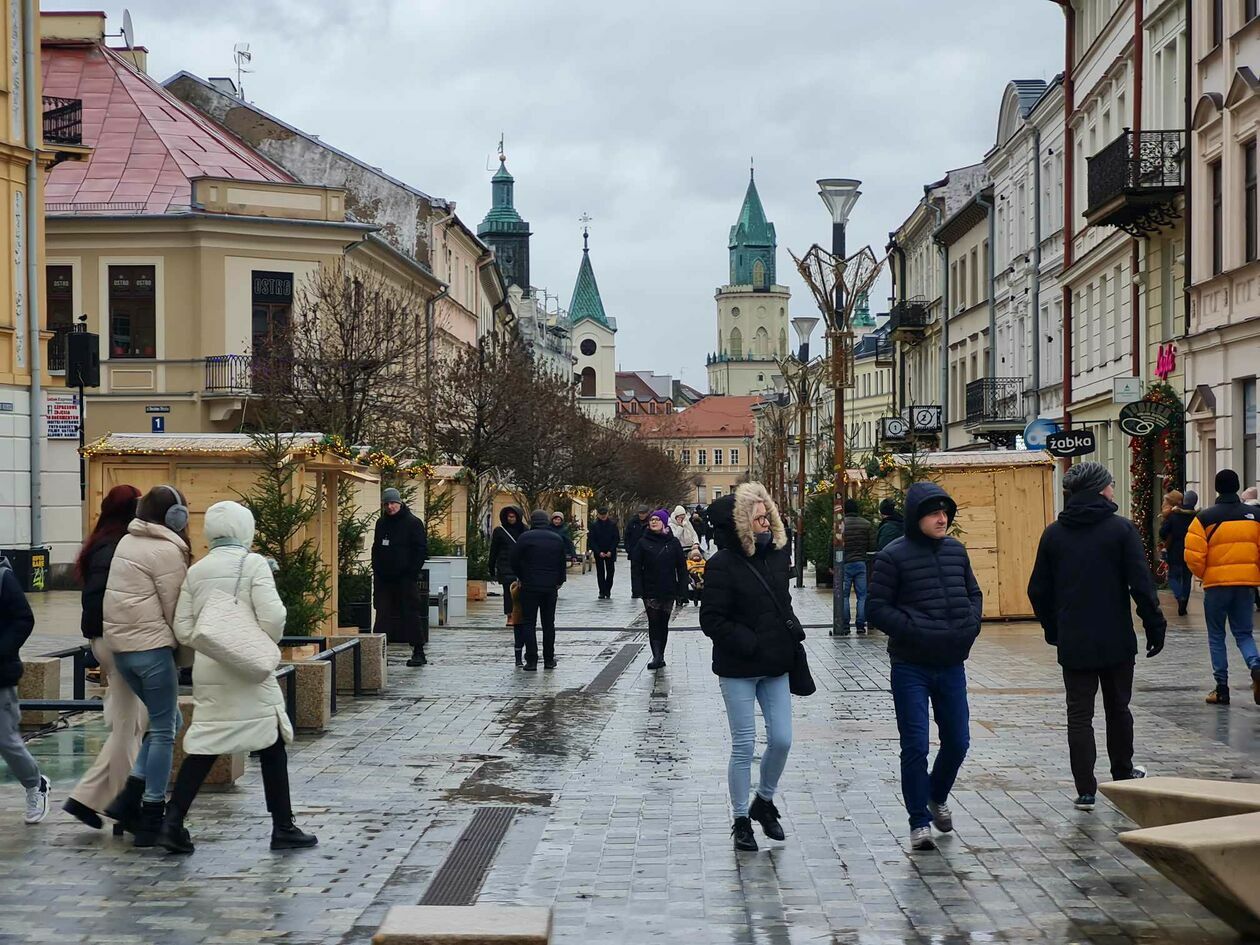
[879,498,897,517]
[1216,469,1241,495]
[844,498,859,514]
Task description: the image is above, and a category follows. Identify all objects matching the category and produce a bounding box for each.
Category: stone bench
[1119,811,1260,937]
[280,659,332,733]
[373,905,552,945]
[329,631,387,694]
[18,658,60,727]
[170,696,243,790]
[1099,776,1260,828]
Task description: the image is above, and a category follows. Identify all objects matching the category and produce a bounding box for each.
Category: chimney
[208,77,239,97]
[112,47,148,73]
[40,11,106,43]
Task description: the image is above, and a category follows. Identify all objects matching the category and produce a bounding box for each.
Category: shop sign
[1156,343,1177,380]
[45,392,80,439]
[1112,376,1142,404]
[1118,400,1179,437]
[1046,429,1097,458]
[1023,417,1060,450]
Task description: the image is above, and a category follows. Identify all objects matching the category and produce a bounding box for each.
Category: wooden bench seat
[1099,776,1260,828]
[1119,811,1260,937]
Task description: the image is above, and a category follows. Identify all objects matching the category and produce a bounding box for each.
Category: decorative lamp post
[787,315,819,588]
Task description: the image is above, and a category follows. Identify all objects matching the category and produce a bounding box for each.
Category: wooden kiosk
[81,433,380,634]
[883,449,1055,621]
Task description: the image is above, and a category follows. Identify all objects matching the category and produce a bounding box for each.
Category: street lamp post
[790,315,819,588]
[816,179,862,636]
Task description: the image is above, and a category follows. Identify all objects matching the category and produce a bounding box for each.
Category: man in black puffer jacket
[588,508,621,600]
[511,510,567,670]
[868,482,982,852]
[1028,461,1164,812]
[372,488,430,667]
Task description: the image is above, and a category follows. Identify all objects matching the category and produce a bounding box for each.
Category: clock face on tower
[580,338,597,356]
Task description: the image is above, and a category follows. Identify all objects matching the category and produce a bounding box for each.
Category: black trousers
[595,556,615,597]
[500,580,515,617]
[646,602,672,660]
[520,587,558,665]
[1062,662,1134,796]
[169,735,292,824]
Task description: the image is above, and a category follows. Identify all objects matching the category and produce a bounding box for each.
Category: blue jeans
[842,562,868,629]
[890,661,970,830]
[718,674,792,817]
[1167,563,1190,602]
[1204,587,1260,687]
[113,648,181,803]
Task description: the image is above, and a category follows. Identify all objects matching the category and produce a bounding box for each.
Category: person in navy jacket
[868,482,982,852]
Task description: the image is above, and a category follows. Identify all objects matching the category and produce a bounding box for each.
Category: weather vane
[579,211,593,250]
[498,133,505,163]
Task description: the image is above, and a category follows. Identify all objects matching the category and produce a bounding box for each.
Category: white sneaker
[24,775,50,825]
[928,800,953,833]
[910,826,936,850]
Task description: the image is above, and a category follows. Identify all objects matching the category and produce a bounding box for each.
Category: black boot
[656,629,669,669]
[1177,599,1188,617]
[731,816,758,852]
[271,819,319,850]
[514,648,523,666]
[62,797,103,830]
[133,800,165,848]
[406,644,426,667]
[646,634,663,671]
[749,794,786,841]
[103,775,145,834]
[157,805,195,855]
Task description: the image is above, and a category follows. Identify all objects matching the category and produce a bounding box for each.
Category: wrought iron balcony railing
[1085,129,1185,237]
[873,335,894,366]
[46,324,74,373]
[889,298,931,335]
[965,377,1025,428]
[206,353,297,394]
[42,96,83,146]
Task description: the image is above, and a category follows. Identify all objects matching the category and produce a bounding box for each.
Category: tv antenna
[233,43,252,99]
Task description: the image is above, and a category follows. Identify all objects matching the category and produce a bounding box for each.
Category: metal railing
[889,299,931,333]
[965,377,1025,425]
[204,354,253,392]
[42,96,83,146]
[47,324,74,373]
[1087,129,1185,213]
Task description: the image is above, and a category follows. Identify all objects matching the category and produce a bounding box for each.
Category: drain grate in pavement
[418,806,518,906]
[585,643,645,694]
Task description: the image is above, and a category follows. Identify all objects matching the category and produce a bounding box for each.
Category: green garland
[1128,382,1185,572]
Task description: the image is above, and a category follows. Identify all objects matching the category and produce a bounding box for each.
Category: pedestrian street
[2,567,1258,945]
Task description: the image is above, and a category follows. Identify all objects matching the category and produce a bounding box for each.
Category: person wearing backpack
[159,500,316,854]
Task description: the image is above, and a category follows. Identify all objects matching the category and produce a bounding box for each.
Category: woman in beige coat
[101,485,191,846]
[158,500,316,854]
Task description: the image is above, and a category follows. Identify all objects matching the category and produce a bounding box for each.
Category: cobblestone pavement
[2,567,1258,944]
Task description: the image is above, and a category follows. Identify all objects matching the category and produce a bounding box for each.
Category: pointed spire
[569,228,609,327]
[728,167,777,287]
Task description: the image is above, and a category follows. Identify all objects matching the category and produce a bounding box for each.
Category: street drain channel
[419,806,518,906]
[585,643,645,693]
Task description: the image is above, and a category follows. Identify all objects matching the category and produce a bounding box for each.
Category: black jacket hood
[1057,491,1118,528]
[498,505,526,535]
[904,482,957,544]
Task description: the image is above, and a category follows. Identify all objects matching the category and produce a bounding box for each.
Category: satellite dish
[121,9,134,50]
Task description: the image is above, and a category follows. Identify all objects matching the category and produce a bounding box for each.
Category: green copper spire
[478,147,532,293]
[569,227,610,327]
[728,168,777,289]
[852,291,874,328]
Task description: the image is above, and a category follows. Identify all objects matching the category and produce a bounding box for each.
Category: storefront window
[1244,379,1257,490]
[46,266,74,372]
[108,265,156,358]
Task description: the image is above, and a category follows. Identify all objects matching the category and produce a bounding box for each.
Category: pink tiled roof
[42,43,294,214]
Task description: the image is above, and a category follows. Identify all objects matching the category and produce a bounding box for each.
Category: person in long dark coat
[630,509,688,669]
[588,507,621,600]
[372,487,429,667]
[623,506,651,595]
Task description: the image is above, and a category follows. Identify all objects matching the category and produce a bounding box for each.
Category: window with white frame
[697,448,708,466]
[730,448,740,466]
[713,448,723,466]
[681,448,691,466]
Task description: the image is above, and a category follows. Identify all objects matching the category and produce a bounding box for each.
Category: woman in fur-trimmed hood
[700,481,800,853]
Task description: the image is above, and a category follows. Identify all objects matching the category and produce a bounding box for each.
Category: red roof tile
[636,395,762,440]
[42,43,293,214]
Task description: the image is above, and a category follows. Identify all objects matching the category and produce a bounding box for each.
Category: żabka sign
[1118,400,1179,437]
[1045,429,1096,458]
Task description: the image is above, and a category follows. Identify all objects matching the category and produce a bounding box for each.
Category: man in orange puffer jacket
[1185,469,1260,705]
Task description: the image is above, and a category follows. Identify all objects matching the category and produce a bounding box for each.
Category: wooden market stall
[880,450,1055,621]
[81,433,380,634]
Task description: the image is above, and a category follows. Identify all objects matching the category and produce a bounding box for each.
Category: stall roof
[83,432,325,455]
[897,450,1053,468]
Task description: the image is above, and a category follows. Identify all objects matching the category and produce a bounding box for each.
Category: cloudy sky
[47,0,1066,389]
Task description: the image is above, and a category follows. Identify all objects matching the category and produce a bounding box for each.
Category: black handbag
[738,556,816,697]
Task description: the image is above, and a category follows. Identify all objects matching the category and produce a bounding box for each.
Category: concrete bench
[1099,776,1260,828]
[171,696,243,790]
[1119,811,1260,937]
[17,658,60,727]
[329,632,387,694]
[373,905,552,945]
[279,659,332,733]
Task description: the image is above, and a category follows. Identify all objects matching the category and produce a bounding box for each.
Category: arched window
[730,326,743,358]
[779,327,787,358]
[752,259,766,289]
[580,367,596,397]
[755,326,769,358]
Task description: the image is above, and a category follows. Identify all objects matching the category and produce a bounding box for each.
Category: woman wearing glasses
[700,482,801,852]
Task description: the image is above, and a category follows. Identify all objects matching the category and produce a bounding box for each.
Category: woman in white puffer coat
[158,500,316,855]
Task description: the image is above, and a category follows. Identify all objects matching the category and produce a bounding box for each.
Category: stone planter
[467,579,487,602]
[814,565,834,588]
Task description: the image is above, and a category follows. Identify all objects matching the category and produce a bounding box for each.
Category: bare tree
[502,364,579,512]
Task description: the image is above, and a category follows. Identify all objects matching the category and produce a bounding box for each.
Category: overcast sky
[47,0,1065,390]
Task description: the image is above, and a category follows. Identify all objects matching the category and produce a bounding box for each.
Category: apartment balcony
[42,96,83,146]
[46,325,74,373]
[1085,129,1185,238]
[873,335,894,366]
[888,298,931,339]
[204,354,253,394]
[965,377,1025,447]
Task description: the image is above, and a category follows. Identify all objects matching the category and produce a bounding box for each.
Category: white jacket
[172,501,292,756]
[669,505,699,549]
[103,519,189,653]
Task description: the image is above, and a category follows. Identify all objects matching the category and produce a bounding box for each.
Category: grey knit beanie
[382,488,402,504]
[1062,461,1113,496]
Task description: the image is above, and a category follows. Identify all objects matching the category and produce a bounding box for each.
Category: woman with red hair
[62,484,148,831]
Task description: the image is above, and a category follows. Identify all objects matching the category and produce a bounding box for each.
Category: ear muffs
[157,484,189,532]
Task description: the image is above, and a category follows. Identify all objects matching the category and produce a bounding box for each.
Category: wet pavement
[2,567,1258,944]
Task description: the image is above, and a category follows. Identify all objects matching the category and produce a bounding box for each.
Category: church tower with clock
[707,169,791,396]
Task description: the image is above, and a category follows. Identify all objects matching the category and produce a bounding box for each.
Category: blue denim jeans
[718,674,792,817]
[842,562,868,629]
[1167,563,1190,603]
[1204,587,1260,687]
[113,647,181,803]
[890,660,970,830]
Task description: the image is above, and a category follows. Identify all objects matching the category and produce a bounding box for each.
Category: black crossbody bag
[737,556,816,697]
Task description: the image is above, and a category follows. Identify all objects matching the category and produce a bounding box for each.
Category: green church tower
[477,154,532,295]
[729,169,777,290]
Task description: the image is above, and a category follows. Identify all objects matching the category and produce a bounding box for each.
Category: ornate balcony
[204,354,253,393]
[1085,129,1185,238]
[889,298,931,338]
[965,377,1025,447]
[42,96,83,146]
[873,335,894,366]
